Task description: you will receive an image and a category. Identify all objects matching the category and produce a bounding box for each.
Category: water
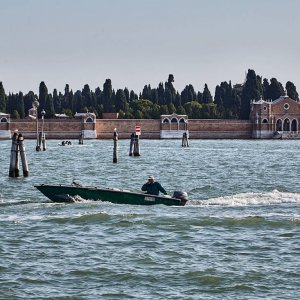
[0,139,300,299]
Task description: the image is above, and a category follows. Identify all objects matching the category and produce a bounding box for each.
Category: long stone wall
[96,119,161,139]
[6,119,84,139]
[188,119,253,139]
[0,118,253,139]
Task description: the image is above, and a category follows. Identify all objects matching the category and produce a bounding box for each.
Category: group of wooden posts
[9,129,189,175]
[182,132,189,147]
[113,130,189,163]
[113,130,141,163]
[79,132,84,145]
[36,132,46,151]
[9,132,29,178]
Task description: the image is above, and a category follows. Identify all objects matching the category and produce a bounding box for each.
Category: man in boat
[141,176,167,196]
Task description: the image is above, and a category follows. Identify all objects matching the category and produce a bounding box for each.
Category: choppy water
[1,139,300,299]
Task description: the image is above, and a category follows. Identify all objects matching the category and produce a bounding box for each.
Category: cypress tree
[157,82,165,105]
[202,84,213,103]
[74,90,83,113]
[62,84,73,112]
[142,84,152,100]
[286,81,299,101]
[124,87,129,102]
[103,79,113,113]
[38,81,48,112]
[240,69,261,119]
[151,89,159,104]
[53,89,61,113]
[267,78,284,100]
[95,87,102,107]
[82,84,92,109]
[165,74,176,105]
[24,91,36,117]
[129,90,138,101]
[17,92,25,119]
[165,88,173,105]
[45,94,55,118]
[115,89,128,112]
[174,92,181,107]
[181,85,196,104]
[263,78,270,100]
[197,92,203,103]
[214,85,224,118]
[0,82,6,113]
[7,93,16,115]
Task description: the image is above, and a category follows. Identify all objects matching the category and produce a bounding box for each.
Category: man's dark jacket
[141,182,167,196]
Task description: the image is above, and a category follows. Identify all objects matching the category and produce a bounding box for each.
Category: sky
[1,0,300,96]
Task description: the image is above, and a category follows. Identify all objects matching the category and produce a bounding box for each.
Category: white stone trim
[82,130,97,139]
[0,130,12,139]
[160,130,189,139]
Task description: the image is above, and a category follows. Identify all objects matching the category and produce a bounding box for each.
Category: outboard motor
[172,191,188,205]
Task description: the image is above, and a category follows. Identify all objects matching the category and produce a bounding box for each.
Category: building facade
[250,92,300,139]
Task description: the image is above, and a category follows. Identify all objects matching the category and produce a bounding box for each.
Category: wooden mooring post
[9,132,29,178]
[129,133,140,156]
[18,133,29,177]
[129,133,134,156]
[79,131,84,145]
[42,133,46,151]
[182,132,189,147]
[133,134,140,156]
[113,128,118,163]
[9,132,20,178]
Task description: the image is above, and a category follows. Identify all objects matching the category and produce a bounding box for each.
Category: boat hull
[35,184,187,206]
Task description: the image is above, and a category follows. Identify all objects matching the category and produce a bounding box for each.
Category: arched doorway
[291,119,297,132]
[276,119,282,131]
[283,118,290,131]
[171,117,178,130]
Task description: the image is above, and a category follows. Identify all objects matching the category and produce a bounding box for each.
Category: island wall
[1,118,253,139]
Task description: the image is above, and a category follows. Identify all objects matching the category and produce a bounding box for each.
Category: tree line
[0,69,298,120]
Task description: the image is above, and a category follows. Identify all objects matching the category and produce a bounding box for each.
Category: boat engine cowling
[172,191,188,201]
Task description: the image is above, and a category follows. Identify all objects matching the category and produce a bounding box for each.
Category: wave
[0,200,47,207]
[188,190,300,207]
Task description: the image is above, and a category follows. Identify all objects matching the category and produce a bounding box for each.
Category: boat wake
[65,195,93,203]
[188,190,300,207]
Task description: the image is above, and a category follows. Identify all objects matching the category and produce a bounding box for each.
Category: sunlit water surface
[1,139,300,299]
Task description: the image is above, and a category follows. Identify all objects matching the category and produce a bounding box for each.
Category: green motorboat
[35,183,188,206]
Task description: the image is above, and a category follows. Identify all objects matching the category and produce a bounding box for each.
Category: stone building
[160,113,188,138]
[250,92,300,139]
[74,112,97,138]
[0,112,11,138]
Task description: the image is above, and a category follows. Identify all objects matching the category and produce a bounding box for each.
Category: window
[284,103,289,110]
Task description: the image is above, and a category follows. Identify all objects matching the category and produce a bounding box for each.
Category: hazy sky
[1,0,300,96]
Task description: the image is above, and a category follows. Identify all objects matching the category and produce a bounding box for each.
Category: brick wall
[188,119,253,139]
[2,118,253,139]
[96,119,161,139]
[9,119,84,139]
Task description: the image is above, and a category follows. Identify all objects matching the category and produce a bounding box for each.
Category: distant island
[0,69,299,121]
